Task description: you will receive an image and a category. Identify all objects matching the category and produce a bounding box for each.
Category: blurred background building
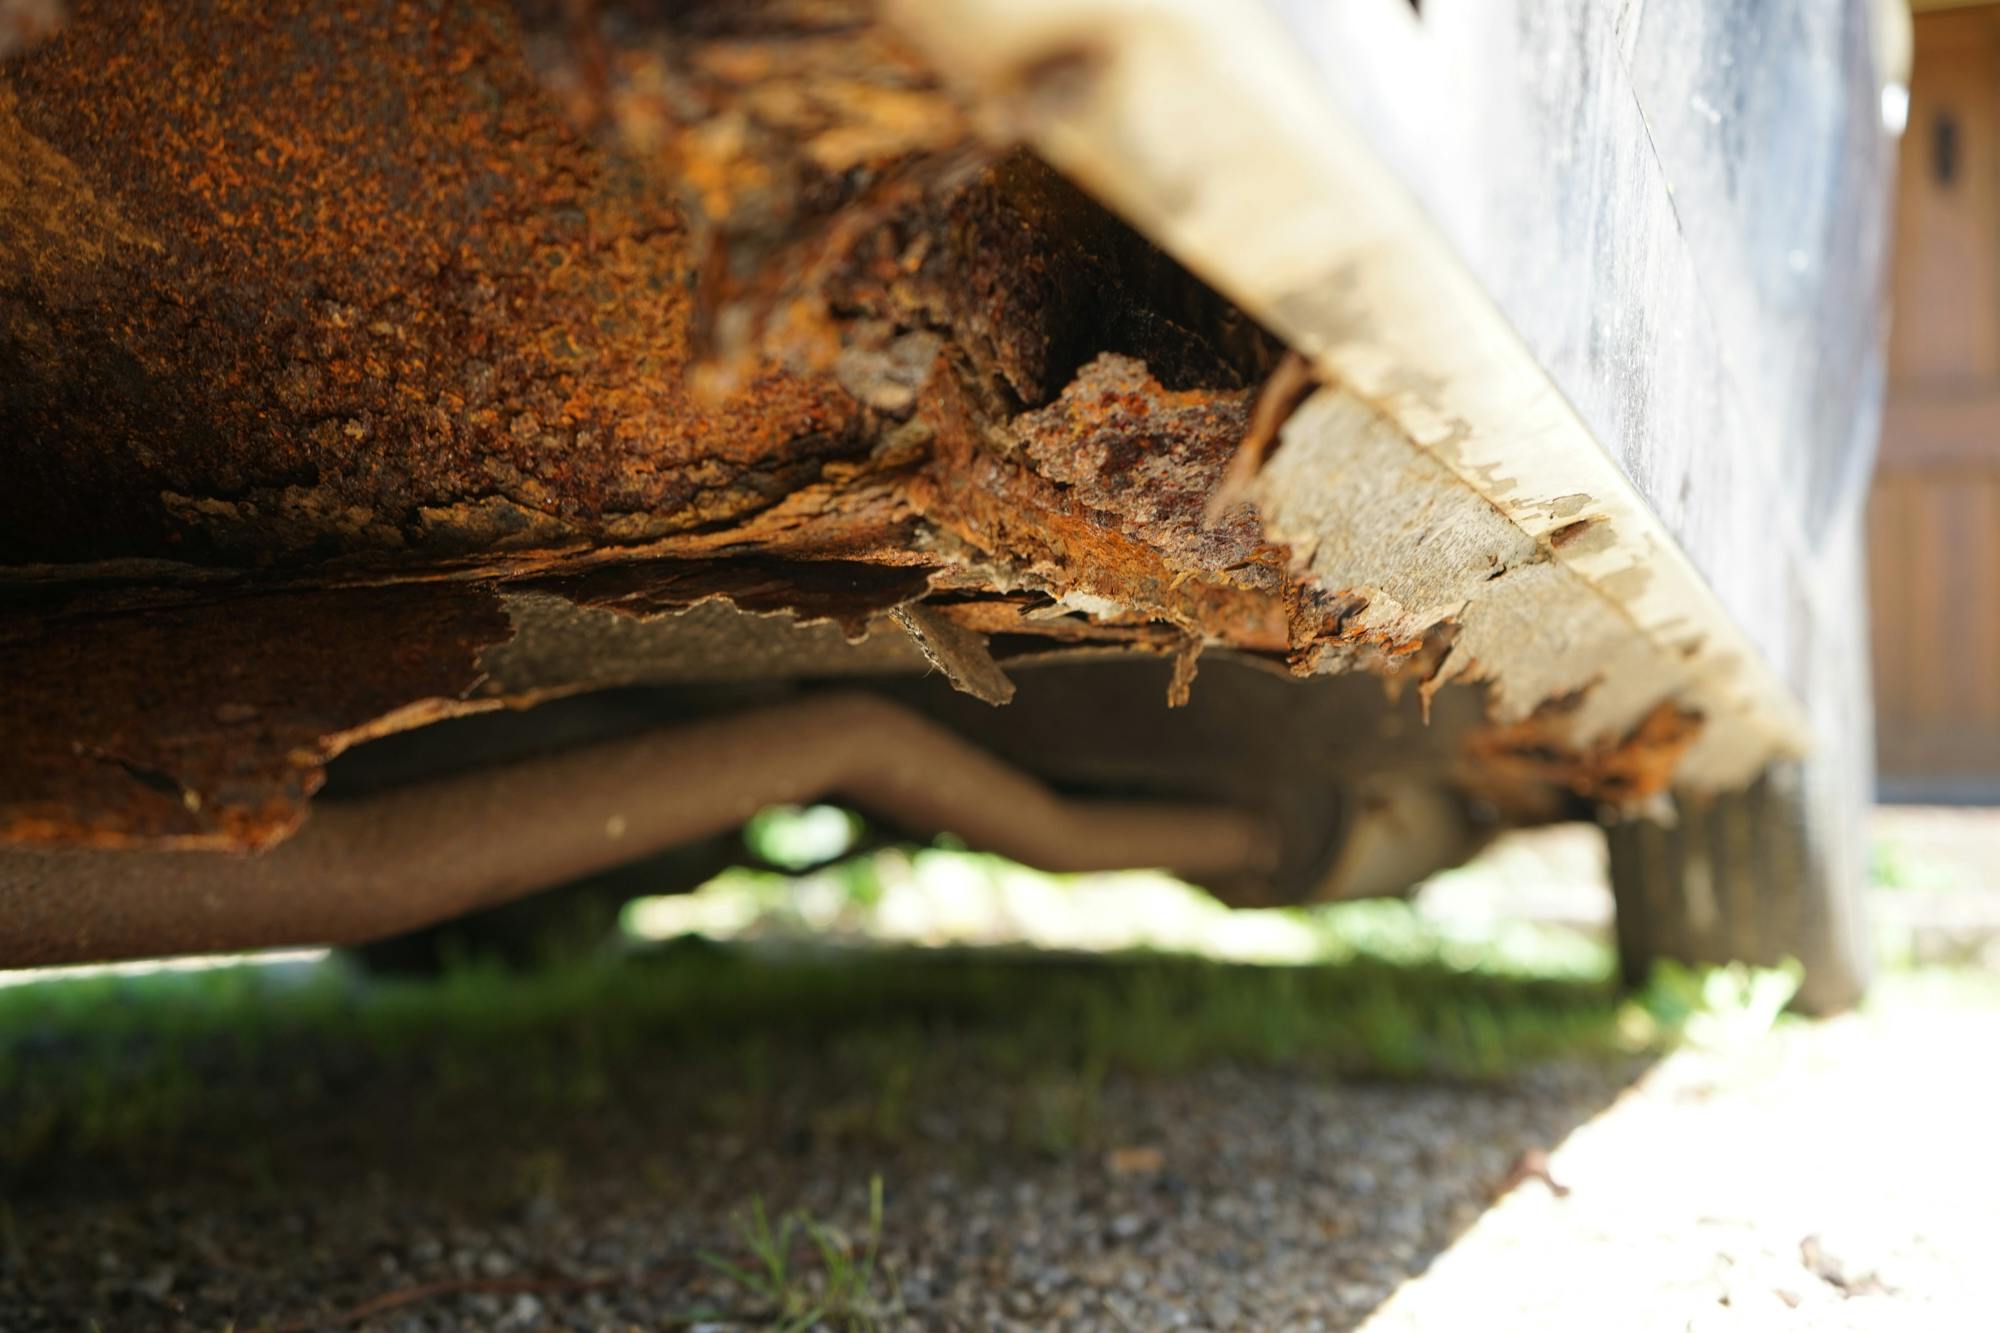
[1875,1,2000,801]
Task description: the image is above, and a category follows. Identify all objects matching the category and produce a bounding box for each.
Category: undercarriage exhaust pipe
[0,692,1277,968]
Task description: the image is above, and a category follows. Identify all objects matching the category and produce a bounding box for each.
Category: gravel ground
[6,980,1998,1332]
[5,1058,1635,1331]
[6,809,1998,1332]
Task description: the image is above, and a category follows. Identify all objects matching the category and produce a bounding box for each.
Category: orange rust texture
[0,559,937,851]
[1,0,883,567]
[0,0,1316,852]
[1462,698,1706,807]
[0,584,514,851]
[0,0,1273,576]
[909,354,1294,653]
[0,1,1702,851]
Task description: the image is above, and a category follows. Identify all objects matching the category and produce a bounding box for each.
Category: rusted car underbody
[0,1,1892,984]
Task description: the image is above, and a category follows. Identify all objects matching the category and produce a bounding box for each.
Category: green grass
[0,896,1790,1174]
[0,828,1822,1175]
[700,1175,893,1332]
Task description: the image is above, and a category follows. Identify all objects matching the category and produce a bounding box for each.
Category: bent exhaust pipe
[0,692,1277,967]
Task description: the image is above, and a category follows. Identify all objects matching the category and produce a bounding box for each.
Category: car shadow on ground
[0,935,1674,1331]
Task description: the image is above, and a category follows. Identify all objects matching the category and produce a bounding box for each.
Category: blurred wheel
[1607,764,1872,1015]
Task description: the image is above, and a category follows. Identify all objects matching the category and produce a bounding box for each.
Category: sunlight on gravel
[1358,995,2000,1333]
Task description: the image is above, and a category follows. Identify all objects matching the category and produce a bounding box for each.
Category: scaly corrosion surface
[1,0,1700,851]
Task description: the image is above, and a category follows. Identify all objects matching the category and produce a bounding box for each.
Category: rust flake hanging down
[0,560,942,852]
[1461,697,1706,808]
[0,0,1705,852]
[0,585,514,851]
[906,353,1296,656]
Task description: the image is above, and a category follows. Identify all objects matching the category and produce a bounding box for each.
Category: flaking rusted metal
[0,0,1701,853]
[0,584,514,851]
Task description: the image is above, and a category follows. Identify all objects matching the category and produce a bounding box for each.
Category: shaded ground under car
[0,0,1901,1011]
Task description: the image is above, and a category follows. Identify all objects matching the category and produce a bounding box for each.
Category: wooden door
[1874,6,2000,799]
